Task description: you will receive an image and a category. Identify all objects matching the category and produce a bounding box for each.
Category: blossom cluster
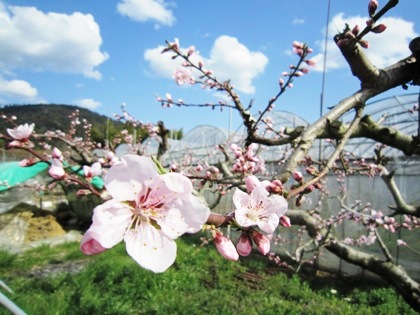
[213,175,290,261]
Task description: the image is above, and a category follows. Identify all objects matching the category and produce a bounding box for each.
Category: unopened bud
[371,24,387,34]
[280,215,291,228]
[251,230,270,255]
[214,232,239,261]
[236,232,253,256]
[368,0,378,17]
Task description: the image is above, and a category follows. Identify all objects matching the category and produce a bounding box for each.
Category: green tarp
[0,161,48,192]
[0,162,104,192]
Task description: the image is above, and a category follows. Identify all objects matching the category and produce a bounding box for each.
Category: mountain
[0,104,128,144]
[0,104,183,145]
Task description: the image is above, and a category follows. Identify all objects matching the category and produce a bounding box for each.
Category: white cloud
[293,18,305,25]
[117,0,175,28]
[0,4,109,79]
[0,77,38,101]
[312,13,418,72]
[144,36,268,94]
[73,98,101,110]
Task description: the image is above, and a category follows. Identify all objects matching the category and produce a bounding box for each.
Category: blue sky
[0,0,419,132]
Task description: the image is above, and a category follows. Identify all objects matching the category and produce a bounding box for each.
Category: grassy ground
[0,236,416,315]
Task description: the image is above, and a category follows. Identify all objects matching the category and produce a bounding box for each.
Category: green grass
[0,236,416,315]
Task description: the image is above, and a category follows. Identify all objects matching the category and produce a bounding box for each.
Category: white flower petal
[161,172,193,196]
[124,222,177,273]
[105,155,158,201]
[181,195,211,233]
[265,195,288,217]
[90,199,132,248]
[257,213,280,234]
[156,207,189,239]
[232,188,251,208]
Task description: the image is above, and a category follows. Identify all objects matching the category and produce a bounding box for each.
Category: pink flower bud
[236,232,253,256]
[245,175,260,193]
[304,185,315,194]
[280,215,291,228]
[371,24,387,34]
[368,0,378,17]
[187,45,195,56]
[305,166,318,176]
[266,179,284,195]
[359,40,370,49]
[279,78,284,87]
[352,24,360,36]
[304,59,316,67]
[251,230,270,255]
[293,171,303,182]
[49,158,66,180]
[81,230,108,255]
[214,232,239,261]
[52,147,63,160]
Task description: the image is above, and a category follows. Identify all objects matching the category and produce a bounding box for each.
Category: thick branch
[382,172,420,216]
[289,108,363,198]
[278,51,418,183]
[326,239,420,312]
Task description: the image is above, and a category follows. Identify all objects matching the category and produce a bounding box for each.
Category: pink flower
[80,154,210,273]
[83,162,102,179]
[251,230,270,255]
[173,69,194,85]
[49,158,66,179]
[236,232,253,257]
[233,175,288,234]
[214,232,239,261]
[7,123,34,141]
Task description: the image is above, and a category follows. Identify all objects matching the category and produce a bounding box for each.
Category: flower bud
[359,40,370,49]
[81,230,107,255]
[251,230,270,255]
[371,24,387,34]
[368,0,378,17]
[49,158,66,180]
[266,179,284,195]
[236,232,253,256]
[245,175,260,193]
[52,147,63,160]
[280,215,291,228]
[293,171,303,182]
[352,24,360,36]
[214,232,239,261]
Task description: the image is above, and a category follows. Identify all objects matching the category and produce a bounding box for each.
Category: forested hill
[0,104,122,144]
[0,104,182,143]
[0,104,110,133]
